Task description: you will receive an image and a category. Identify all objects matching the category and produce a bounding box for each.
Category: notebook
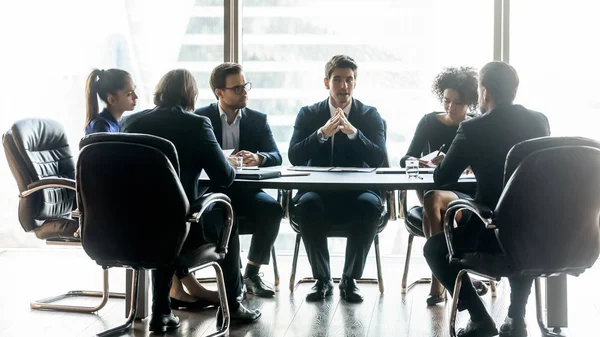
[288,166,333,172]
[235,169,281,180]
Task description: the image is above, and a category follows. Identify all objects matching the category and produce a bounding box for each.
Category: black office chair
[77,133,233,337]
[444,137,600,337]
[285,119,396,294]
[2,118,125,313]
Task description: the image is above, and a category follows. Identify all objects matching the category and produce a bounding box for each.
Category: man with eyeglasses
[288,55,387,303]
[196,62,283,299]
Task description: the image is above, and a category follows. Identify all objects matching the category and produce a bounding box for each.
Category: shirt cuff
[257,152,267,166]
[347,129,358,140]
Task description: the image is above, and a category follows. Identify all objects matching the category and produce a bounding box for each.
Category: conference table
[127,166,567,332]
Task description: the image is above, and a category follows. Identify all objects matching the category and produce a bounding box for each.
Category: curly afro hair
[432,67,479,112]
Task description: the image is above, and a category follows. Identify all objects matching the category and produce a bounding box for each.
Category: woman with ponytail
[85,68,138,135]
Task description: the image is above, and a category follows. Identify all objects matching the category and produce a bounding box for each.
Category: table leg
[126,269,150,319]
[546,274,568,329]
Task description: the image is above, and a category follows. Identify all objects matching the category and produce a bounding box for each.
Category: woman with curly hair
[401,67,484,305]
[401,66,479,168]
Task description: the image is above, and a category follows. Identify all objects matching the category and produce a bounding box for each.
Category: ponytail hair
[85,68,131,129]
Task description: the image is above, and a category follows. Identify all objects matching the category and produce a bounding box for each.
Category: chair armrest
[447,199,493,219]
[19,178,76,198]
[443,200,496,262]
[188,193,234,254]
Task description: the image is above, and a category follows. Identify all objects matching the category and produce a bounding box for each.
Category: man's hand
[430,154,445,165]
[235,150,263,166]
[320,112,342,138]
[337,108,357,136]
[227,156,240,168]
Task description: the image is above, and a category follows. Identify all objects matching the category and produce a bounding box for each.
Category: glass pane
[0,0,223,247]
[510,0,600,139]
[241,0,493,255]
[242,0,493,167]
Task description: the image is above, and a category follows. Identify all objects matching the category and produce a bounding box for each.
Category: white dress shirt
[219,104,242,152]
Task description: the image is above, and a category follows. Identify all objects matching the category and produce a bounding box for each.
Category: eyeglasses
[223,82,252,94]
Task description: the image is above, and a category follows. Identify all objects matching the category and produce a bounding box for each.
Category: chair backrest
[504,136,600,186]
[2,118,76,232]
[495,139,600,276]
[77,134,189,269]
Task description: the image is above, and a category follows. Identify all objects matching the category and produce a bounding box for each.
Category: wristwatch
[317,128,329,143]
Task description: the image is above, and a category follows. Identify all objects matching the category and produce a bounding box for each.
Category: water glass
[236,153,244,170]
[406,158,419,178]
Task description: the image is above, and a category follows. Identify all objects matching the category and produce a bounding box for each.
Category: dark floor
[0,248,598,337]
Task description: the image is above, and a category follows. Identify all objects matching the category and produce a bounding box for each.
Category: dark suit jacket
[288,98,386,168]
[195,103,282,167]
[120,105,235,202]
[434,104,551,207]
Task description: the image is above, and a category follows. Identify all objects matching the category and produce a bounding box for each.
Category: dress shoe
[306,278,334,302]
[457,318,498,337]
[426,290,447,306]
[244,273,275,297]
[170,297,218,310]
[499,316,527,337]
[216,302,261,327]
[339,276,364,303]
[149,312,180,333]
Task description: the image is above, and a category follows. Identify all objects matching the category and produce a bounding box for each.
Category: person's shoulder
[353,99,381,119]
[243,107,267,120]
[194,103,218,116]
[300,99,328,115]
[121,108,154,128]
[520,106,548,120]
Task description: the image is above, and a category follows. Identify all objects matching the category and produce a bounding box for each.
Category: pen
[436,144,445,157]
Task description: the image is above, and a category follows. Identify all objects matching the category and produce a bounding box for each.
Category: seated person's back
[121,74,234,201]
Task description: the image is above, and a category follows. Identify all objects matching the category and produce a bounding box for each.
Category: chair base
[289,234,384,294]
[449,272,563,337]
[96,269,140,337]
[535,278,568,337]
[30,268,126,313]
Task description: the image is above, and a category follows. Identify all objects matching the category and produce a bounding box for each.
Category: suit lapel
[210,104,223,146]
[238,108,247,151]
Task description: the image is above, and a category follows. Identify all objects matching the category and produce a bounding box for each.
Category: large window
[510,0,600,138]
[2,1,597,249]
[241,0,493,167]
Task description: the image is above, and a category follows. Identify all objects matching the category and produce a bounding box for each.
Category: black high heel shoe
[426,290,447,306]
[170,297,218,310]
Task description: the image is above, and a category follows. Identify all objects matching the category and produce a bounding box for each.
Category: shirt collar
[218,103,242,125]
[328,98,352,118]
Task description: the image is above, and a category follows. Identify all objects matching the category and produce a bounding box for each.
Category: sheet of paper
[419,151,445,168]
[222,149,234,157]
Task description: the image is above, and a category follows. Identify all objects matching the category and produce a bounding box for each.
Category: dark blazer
[288,98,386,168]
[120,105,235,202]
[195,103,282,167]
[434,104,551,207]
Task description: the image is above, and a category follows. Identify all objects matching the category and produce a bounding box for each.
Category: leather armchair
[2,118,125,313]
[77,133,233,337]
[443,137,600,337]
